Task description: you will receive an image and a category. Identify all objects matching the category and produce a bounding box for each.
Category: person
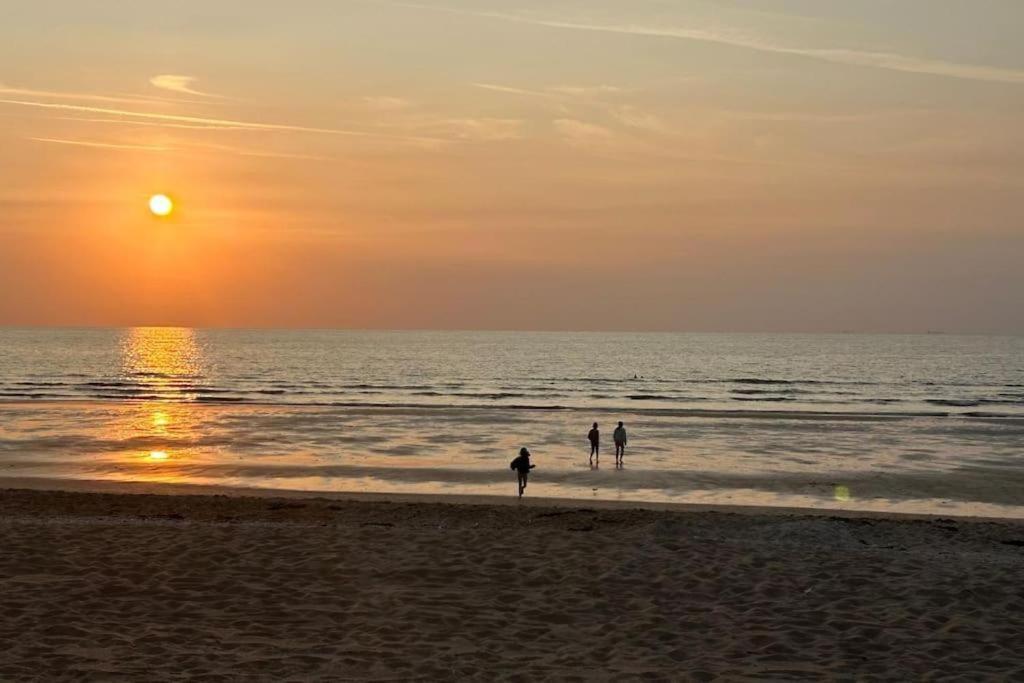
[613,421,627,466]
[588,422,600,465]
[510,447,536,498]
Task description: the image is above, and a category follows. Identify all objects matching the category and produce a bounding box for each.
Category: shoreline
[4,476,1024,525]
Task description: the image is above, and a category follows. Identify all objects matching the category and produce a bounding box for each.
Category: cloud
[1,83,192,106]
[440,118,524,142]
[29,133,328,160]
[398,4,1024,85]
[0,98,444,145]
[50,116,253,131]
[182,141,330,161]
[547,85,623,97]
[609,105,669,133]
[28,137,169,152]
[472,82,623,100]
[721,110,894,123]
[553,118,613,145]
[362,96,411,111]
[471,83,554,99]
[149,74,221,98]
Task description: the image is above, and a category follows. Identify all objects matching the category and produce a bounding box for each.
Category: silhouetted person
[588,422,600,465]
[510,447,536,498]
[613,421,627,465]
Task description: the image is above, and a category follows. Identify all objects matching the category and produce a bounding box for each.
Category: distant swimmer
[613,421,628,466]
[588,422,600,466]
[510,447,536,498]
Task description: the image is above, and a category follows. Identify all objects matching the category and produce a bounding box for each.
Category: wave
[6,394,1017,422]
[734,396,798,402]
[732,378,796,385]
[731,388,811,395]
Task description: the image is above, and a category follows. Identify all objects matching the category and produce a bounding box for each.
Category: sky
[1,0,1022,333]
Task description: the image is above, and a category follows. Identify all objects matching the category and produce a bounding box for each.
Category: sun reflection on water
[120,327,204,400]
[114,328,210,479]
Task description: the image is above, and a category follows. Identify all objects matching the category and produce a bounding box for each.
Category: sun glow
[148,194,174,217]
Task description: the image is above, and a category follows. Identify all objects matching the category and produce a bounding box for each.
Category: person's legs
[517,472,524,497]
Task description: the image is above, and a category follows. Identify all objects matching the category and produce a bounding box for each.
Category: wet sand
[5,400,1024,517]
[2,486,1023,680]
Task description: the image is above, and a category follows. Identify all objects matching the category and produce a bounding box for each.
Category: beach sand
[1,486,1023,680]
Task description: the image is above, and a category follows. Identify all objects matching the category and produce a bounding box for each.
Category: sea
[1,328,1022,517]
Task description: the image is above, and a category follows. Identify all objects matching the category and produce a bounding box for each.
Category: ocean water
[1,328,1022,516]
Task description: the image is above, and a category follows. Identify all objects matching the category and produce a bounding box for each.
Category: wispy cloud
[472,82,623,100]
[439,118,524,142]
[50,116,253,131]
[471,83,554,99]
[547,84,623,97]
[0,98,444,145]
[553,118,613,145]
[28,137,169,152]
[721,110,895,123]
[31,132,328,160]
[362,95,411,111]
[150,74,222,98]
[1,83,192,106]
[398,4,1024,85]
[472,82,663,137]
[609,105,669,133]
[182,141,330,161]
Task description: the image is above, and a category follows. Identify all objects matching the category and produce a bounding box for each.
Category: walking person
[588,422,600,466]
[613,421,628,467]
[510,447,536,498]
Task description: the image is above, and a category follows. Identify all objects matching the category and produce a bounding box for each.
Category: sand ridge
[1,488,1023,680]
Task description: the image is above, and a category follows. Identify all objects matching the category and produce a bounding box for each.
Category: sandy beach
[2,485,1023,680]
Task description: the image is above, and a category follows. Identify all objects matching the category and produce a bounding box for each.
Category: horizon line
[0,324,1016,338]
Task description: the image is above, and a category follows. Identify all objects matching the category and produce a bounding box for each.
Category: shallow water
[1,328,1022,516]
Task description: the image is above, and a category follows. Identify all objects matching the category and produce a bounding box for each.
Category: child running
[510,447,536,498]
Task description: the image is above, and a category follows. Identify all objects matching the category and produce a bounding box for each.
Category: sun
[149,194,174,217]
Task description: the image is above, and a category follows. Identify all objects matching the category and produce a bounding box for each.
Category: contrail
[1,98,445,144]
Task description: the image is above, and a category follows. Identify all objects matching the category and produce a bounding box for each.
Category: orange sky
[1,1,1022,332]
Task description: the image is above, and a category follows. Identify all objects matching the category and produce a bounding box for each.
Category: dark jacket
[510,454,534,473]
